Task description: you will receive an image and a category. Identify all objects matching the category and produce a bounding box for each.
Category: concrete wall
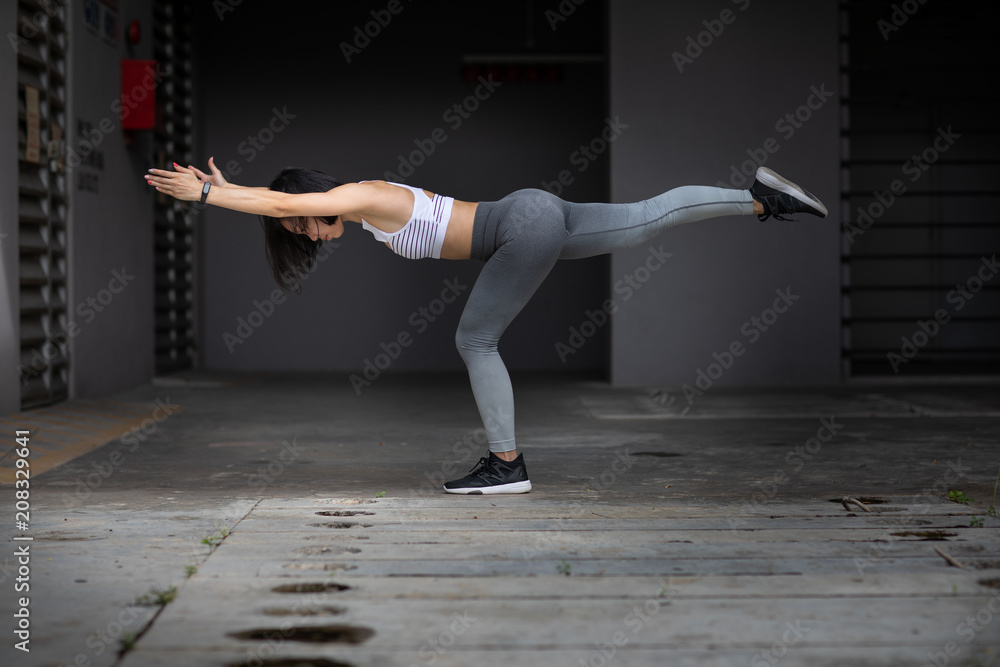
[67,0,156,397]
[608,0,841,386]
[1,0,845,417]
[196,1,610,375]
[0,2,19,415]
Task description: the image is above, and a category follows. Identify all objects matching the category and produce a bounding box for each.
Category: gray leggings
[456,186,754,452]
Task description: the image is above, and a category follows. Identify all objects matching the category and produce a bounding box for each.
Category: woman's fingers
[144,168,199,200]
[146,169,177,187]
[144,173,170,192]
[206,157,227,186]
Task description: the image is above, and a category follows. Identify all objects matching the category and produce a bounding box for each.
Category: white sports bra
[359,181,455,260]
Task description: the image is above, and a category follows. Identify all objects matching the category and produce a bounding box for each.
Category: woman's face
[282,216,343,242]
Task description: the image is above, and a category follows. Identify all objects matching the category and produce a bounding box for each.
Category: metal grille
[152,0,197,374]
[840,1,1000,376]
[16,0,69,409]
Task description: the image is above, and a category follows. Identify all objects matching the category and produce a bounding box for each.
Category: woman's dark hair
[259,167,343,292]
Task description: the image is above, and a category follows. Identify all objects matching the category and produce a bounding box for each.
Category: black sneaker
[749,167,828,222]
[443,452,532,495]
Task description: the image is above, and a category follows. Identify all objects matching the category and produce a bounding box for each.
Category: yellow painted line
[0,426,90,446]
[0,400,184,484]
[54,409,137,426]
[10,438,62,451]
[0,416,106,436]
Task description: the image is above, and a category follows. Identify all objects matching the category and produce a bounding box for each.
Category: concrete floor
[2,371,1000,666]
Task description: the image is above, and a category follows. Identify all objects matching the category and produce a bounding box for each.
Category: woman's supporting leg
[455,190,568,452]
[559,185,754,259]
[446,190,569,493]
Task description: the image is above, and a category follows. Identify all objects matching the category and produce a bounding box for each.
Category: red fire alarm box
[121,59,157,130]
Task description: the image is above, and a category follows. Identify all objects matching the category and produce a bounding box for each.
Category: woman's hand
[145,167,203,201]
[186,157,228,188]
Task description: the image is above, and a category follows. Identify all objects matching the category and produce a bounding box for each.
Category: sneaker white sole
[756,167,828,218]
[443,480,532,495]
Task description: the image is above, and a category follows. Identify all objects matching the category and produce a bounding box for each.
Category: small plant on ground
[201,526,230,550]
[118,631,138,653]
[374,491,386,498]
[184,565,197,578]
[970,516,985,528]
[948,490,974,505]
[557,560,572,576]
[133,585,177,607]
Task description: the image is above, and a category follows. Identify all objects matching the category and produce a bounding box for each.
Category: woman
[145,158,827,495]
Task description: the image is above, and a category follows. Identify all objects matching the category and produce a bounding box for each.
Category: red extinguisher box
[120,60,158,130]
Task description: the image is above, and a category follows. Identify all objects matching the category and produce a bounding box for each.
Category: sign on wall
[82,0,118,46]
[25,86,40,163]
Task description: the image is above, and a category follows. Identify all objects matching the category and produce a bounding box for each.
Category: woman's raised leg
[559,167,827,259]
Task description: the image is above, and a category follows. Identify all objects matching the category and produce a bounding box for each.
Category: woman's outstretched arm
[145,166,367,219]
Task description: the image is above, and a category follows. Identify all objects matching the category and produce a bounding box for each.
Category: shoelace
[467,456,499,481]
[756,194,795,222]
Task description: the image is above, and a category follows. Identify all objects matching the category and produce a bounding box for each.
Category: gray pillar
[0,2,20,414]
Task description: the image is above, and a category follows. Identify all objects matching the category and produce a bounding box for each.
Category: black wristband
[200,181,211,204]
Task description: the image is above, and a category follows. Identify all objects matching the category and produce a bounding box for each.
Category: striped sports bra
[359,181,455,259]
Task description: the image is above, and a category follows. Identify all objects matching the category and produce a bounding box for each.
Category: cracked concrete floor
[2,372,999,666]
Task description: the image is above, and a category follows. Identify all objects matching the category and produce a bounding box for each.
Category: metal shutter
[840,1,1000,376]
[152,0,197,374]
[17,1,69,409]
